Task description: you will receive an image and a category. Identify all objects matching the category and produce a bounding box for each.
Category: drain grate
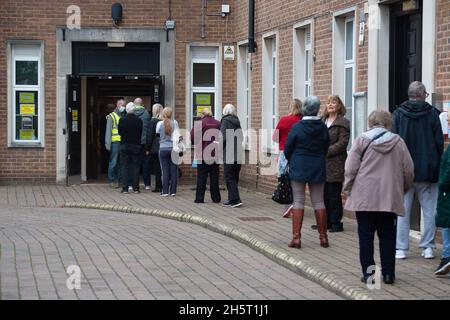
[238,217,275,222]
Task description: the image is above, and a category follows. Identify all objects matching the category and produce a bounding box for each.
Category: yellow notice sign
[72,109,78,121]
[20,104,35,115]
[197,106,211,117]
[19,129,35,140]
[19,92,35,103]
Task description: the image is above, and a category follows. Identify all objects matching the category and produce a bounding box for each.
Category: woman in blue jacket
[284,96,330,248]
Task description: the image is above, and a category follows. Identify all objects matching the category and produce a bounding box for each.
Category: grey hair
[302,96,321,116]
[134,97,143,106]
[125,102,135,114]
[222,104,237,116]
[152,103,163,119]
[408,81,427,99]
[368,110,392,129]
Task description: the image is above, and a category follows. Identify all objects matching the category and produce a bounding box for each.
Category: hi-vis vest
[110,112,121,142]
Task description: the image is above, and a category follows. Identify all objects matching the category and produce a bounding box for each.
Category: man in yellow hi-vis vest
[105,99,125,188]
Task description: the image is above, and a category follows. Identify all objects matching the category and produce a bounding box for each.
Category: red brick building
[0,0,448,188]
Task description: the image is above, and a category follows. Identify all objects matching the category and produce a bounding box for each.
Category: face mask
[119,106,125,113]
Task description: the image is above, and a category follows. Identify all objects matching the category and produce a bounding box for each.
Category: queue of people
[104,80,450,283]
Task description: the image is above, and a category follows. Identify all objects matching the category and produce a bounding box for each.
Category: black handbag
[272,168,293,205]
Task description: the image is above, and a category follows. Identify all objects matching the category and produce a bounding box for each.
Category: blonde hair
[368,110,392,129]
[201,107,212,117]
[288,99,302,116]
[162,107,173,136]
[152,103,163,119]
[322,95,347,118]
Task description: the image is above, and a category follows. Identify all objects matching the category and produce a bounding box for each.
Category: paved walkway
[0,206,339,300]
[0,184,448,299]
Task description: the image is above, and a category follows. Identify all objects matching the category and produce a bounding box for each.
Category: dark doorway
[389,1,422,111]
[86,76,164,181]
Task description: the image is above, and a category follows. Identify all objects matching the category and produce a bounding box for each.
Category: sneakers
[222,200,243,207]
[128,186,133,192]
[421,248,435,259]
[121,188,128,194]
[434,257,450,276]
[395,249,406,259]
[134,189,140,194]
[145,185,151,190]
[282,205,293,218]
[171,194,176,197]
[160,193,169,197]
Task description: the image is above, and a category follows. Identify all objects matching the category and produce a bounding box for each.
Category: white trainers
[421,248,435,259]
[145,186,151,190]
[160,193,169,197]
[395,249,406,259]
[128,186,133,192]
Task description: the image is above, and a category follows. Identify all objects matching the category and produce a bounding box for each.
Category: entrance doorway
[66,75,164,184]
[389,0,422,110]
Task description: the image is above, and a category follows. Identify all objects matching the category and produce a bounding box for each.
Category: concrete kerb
[62,201,373,300]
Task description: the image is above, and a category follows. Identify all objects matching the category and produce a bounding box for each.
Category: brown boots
[315,209,329,248]
[288,209,304,248]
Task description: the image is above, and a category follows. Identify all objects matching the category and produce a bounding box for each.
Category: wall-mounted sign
[20,104,35,115]
[19,129,35,141]
[193,92,215,120]
[402,0,419,11]
[224,45,235,61]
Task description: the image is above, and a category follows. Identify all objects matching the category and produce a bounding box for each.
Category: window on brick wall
[9,42,44,147]
[294,23,313,100]
[333,12,355,146]
[262,35,278,153]
[189,46,219,129]
[237,43,251,150]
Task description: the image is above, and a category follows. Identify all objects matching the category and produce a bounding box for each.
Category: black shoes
[152,188,162,193]
[121,188,128,194]
[329,223,344,233]
[434,257,450,276]
[222,200,243,207]
[383,274,395,285]
[360,274,395,285]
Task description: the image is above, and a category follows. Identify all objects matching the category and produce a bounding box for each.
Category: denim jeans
[108,142,122,183]
[396,182,438,250]
[159,148,178,195]
[442,228,450,259]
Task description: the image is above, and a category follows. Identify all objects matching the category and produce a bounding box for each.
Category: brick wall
[0,0,236,183]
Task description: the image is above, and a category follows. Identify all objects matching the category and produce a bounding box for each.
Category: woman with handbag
[156,107,181,197]
[284,96,330,249]
[343,111,414,285]
[272,99,302,218]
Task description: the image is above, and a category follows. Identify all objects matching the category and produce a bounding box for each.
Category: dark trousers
[356,211,397,278]
[195,163,221,203]
[324,182,343,227]
[159,149,178,195]
[149,153,162,190]
[142,152,151,187]
[224,163,241,202]
[120,143,143,191]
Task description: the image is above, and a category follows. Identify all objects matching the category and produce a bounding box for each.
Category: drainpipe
[248,0,256,53]
[201,0,206,38]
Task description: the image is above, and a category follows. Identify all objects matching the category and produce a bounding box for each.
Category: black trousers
[324,182,343,227]
[120,143,143,191]
[149,153,162,190]
[224,163,241,202]
[195,163,221,203]
[356,211,397,278]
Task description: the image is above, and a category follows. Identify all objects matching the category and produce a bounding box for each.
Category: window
[344,18,355,130]
[237,43,251,149]
[333,12,355,144]
[9,43,44,146]
[294,23,313,100]
[190,46,219,128]
[262,36,278,152]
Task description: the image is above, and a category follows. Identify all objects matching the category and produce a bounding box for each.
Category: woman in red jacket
[273,99,302,218]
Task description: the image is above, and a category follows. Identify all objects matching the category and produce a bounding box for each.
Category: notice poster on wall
[20,104,35,115]
[19,92,35,104]
[19,129,35,141]
[22,116,33,130]
[193,92,215,121]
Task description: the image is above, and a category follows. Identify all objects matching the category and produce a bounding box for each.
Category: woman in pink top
[273,99,302,218]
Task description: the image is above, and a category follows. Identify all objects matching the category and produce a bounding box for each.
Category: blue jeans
[159,149,178,195]
[108,142,122,183]
[442,228,450,259]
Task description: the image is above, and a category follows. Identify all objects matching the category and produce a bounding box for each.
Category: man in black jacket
[392,81,444,260]
[118,102,143,194]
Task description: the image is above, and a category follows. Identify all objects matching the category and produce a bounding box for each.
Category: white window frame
[293,20,314,100]
[186,45,222,130]
[332,8,356,143]
[8,41,45,147]
[237,41,251,150]
[262,32,278,153]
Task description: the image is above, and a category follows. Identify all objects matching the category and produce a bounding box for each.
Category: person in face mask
[105,99,126,188]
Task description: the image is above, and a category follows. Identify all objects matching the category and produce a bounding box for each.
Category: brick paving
[0,205,340,300]
[0,184,448,299]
